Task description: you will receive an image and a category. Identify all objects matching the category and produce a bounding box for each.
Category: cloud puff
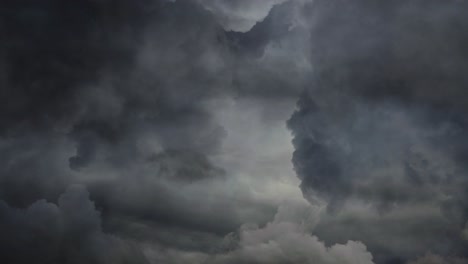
[142,201,375,264]
[0,185,148,264]
[209,205,374,264]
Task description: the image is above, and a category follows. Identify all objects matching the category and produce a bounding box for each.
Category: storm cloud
[0,0,303,263]
[0,185,148,264]
[288,0,468,263]
[2,0,468,264]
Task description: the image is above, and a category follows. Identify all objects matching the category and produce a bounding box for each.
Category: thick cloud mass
[288,0,468,263]
[142,202,375,264]
[0,0,226,203]
[208,205,374,264]
[2,0,468,264]
[0,0,305,263]
[0,185,148,264]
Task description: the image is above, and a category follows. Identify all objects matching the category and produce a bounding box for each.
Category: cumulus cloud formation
[2,0,468,264]
[208,203,374,264]
[142,202,374,264]
[0,185,148,264]
[288,0,468,263]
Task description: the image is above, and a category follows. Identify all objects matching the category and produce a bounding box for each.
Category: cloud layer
[288,0,468,263]
[2,1,468,264]
[0,185,148,264]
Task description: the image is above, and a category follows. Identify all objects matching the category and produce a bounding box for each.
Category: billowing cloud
[288,0,468,263]
[0,1,309,262]
[0,185,148,264]
[209,204,374,264]
[142,202,375,264]
[2,0,468,264]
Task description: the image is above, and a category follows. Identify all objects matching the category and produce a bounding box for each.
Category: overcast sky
[1,1,468,264]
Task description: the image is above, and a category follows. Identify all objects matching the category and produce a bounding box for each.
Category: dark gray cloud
[3,0,468,264]
[0,185,148,264]
[0,0,225,201]
[0,0,302,262]
[141,202,375,264]
[288,0,468,263]
[0,0,225,259]
[407,253,467,264]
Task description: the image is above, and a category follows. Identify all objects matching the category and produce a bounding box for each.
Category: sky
[1,1,468,264]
